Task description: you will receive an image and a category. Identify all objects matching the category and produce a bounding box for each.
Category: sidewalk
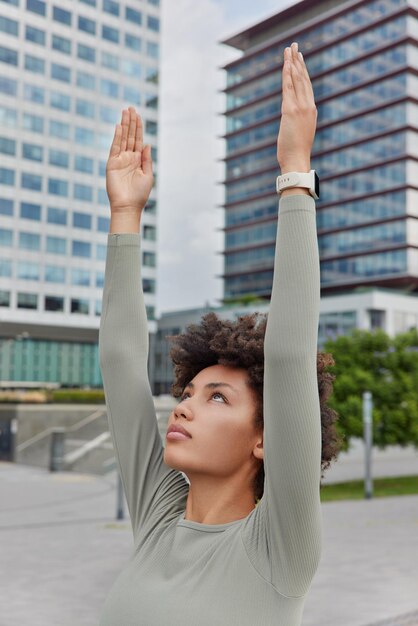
[0,460,417,626]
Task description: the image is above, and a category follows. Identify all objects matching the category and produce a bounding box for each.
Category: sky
[156,0,292,317]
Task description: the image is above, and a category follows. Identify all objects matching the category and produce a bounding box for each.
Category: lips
[167,423,192,438]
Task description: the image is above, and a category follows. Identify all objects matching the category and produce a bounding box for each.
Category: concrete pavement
[0,457,417,626]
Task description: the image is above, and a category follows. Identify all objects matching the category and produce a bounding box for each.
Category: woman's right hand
[106,106,154,214]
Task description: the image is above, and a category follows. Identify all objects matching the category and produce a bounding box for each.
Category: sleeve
[98,233,189,544]
[241,193,322,599]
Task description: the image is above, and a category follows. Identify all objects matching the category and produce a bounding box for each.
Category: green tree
[323,328,418,451]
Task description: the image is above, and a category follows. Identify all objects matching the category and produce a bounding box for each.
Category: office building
[0,0,160,385]
[219,0,418,301]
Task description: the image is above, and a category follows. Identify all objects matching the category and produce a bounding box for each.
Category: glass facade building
[0,0,160,385]
[220,0,418,301]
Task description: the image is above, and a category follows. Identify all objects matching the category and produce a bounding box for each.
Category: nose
[174,398,192,420]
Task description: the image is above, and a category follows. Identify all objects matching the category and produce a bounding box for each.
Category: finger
[290,44,315,104]
[296,50,315,102]
[120,109,129,152]
[142,144,153,177]
[282,49,297,107]
[134,113,143,153]
[127,107,136,151]
[290,43,309,103]
[109,123,122,158]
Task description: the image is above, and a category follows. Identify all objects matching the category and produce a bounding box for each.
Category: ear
[253,435,264,461]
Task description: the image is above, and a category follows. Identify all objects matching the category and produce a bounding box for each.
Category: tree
[323,328,418,451]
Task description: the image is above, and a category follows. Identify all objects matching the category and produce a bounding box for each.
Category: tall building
[0,0,160,385]
[219,0,418,302]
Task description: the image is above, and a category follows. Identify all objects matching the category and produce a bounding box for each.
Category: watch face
[314,171,320,198]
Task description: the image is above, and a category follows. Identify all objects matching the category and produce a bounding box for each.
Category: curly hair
[166,311,344,503]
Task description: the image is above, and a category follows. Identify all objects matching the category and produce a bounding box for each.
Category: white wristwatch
[276,169,320,200]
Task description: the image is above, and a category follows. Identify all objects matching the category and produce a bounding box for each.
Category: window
[0,16,18,36]
[1,0,19,6]
[22,143,43,161]
[53,6,72,25]
[0,260,12,277]
[72,268,90,285]
[99,105,118,124]
[146,67,158,84]
[46,235,66,254]
[50,91,71,111]
[73,212,92,229]
[76,99,95,118]
[0,168,14,185]
[122,58,141,77]
[23,113,44,133]
[143,224,156,240]
[25,25,45,45]
[17,292,38,309]
[49,120,70,140]
[146,41,159,59]
[95,300,101,316]
[0,76,17,96]
[0,198,13,216]
[0,45,17,68]
[99,160,106,176]
[52,35,71,55]
[72,240,91,257]
[45,296,64,312]
[21,172,42,191]
[96,243,106,260]
[19,231,40,250]
[74,155,94,173]
[102,24,119,43]
[0,137,15,155]
[24,84,45,104]
[47,207,67,225]
[148,0,159,5]
[71,298,89,314]
[78,16,96,35]
[125,6,141,24]
[143,278,155,293]
[20,201,41,220]
[101,51,119,70]
[49,149,69,168]
[48,178,68,196]
[95,271,104,287]
[97,188,107,204]
[147,15,159,31]
[146,93,158,109]
[123,86,140,105]
[0,290,10,307]
[74,183,93,202]
[26,0,46,16]
[17,262,40,281]
[0,228,13,246]
[97,216,109,232]
[77,43,95,63]
[75,126,95,145]
[51,63,71,83]
[145,120,157,135]
[79,0,95,5]
[76,71,95,90]
[125,33,141,50]
[100,79,118,98]
[24,54,45,73]
[143,251,156,267]
[45,265,66,282]
[103,0,119,16]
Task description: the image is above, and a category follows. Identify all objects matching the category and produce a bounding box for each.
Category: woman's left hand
[276,42,317,172]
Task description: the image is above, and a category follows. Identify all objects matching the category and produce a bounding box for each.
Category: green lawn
[320,475,418,502]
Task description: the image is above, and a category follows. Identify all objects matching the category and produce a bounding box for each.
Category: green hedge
[50,389,105,403]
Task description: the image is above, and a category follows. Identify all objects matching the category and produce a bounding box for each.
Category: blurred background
[0,0,417,624]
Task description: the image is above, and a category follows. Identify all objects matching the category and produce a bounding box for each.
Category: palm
[106,107,154,213]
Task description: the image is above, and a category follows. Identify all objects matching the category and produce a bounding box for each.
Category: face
[163,364,263,481]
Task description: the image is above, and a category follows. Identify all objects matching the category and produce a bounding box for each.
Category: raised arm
[257,44,322,598]
[99,109,189,543]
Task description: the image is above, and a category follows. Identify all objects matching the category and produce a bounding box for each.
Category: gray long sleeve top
[98,193,322,626]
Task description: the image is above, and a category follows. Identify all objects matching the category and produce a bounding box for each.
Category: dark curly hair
[166,311,344,503]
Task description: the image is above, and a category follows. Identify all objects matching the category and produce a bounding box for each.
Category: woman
[99,42,341,625]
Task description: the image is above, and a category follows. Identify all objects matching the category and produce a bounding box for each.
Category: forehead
[191,364,248,386]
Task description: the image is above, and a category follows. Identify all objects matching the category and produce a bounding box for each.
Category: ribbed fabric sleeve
[98,193,322,625]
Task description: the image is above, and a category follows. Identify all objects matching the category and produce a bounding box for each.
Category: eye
[179,391,227,403]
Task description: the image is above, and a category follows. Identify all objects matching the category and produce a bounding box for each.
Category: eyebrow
[185,381,238,395]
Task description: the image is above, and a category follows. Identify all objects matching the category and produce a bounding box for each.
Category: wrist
[109,210,142,234]
[279,163,311,175]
